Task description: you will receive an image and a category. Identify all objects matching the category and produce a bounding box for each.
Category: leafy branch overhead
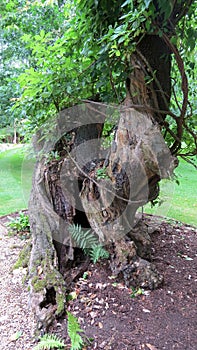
[1,0,196,160]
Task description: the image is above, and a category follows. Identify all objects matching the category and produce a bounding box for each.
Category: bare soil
[0,214,196,350]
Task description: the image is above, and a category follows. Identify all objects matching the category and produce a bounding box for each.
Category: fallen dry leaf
[37,266,43,275]
[143,308,151,313]
[146,343,158,350]
[90,311,98,319]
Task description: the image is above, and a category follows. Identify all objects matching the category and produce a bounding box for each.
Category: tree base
[109,219,163,290]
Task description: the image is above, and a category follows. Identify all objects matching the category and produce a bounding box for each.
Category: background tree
[0,0,66,138]
[2,0,196,331]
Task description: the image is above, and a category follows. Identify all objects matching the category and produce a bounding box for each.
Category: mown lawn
[0,146,196,226]
[0,146,35,215]
[144,158,197,226]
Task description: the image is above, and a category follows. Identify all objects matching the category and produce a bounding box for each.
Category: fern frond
[90,245,110,263]
[33,333,65,350]
[68,224,109,264]
[67,311,84,350]
[68,224,98,249]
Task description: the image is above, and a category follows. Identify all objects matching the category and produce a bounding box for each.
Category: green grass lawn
[0,146,196,226]
[0,145,35,215]
[144,159,197,227]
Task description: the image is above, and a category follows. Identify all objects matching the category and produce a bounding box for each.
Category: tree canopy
[0,0,196,154]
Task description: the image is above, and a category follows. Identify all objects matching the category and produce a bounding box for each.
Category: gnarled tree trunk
[28,35,177,331]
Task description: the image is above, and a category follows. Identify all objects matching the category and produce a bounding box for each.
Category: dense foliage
[0,0,196,158]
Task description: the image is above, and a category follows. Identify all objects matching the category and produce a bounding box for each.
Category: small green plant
[67,311,84,350]
[90,245,110,264]
[82,271,89,280]
[96,167,109,179]
[68,224,98,250]
[66,291,78,302]
[33,333,65,350]
[68,224,109,263]
[45,150,61,164]
[7,212,30,234]
[130,287,144,298]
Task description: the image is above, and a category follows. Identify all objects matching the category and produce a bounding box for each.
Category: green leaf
[90,245,109,263]
[144,0,151,8]
[115,49,121,57]
[67,312,84,350]
[121,0,132,8]
[40,29,45,38]
[33,333,65,350]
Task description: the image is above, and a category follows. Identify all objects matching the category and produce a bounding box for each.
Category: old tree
[5,0,196,330]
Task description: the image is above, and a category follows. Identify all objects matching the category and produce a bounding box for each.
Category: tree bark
[28,159,67,332]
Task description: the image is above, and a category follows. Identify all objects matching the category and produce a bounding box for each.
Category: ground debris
[50,215,197,350]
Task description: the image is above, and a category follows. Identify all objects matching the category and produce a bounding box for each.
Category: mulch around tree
[0,214,196,350]
[50,215,197,350]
